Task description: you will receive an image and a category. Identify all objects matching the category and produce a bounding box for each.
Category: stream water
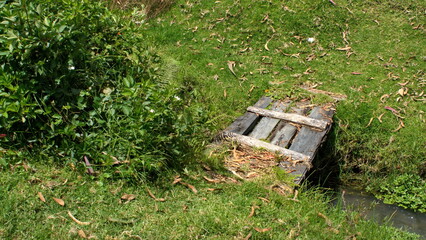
[334,187,426,238]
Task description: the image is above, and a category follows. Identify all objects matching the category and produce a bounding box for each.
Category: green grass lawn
[0,162,419,239]
[141,0,426,207]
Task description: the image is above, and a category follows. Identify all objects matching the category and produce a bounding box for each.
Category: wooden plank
[249,101,290,139]
[220,131,310,161]
[247,106,329,130]
[225,97,273,135]
[270,108,308,148]
[286,106,335,184]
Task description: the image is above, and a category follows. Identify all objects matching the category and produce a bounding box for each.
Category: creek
[334,187,426,239]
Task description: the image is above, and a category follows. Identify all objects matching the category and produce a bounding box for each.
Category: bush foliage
[376,174,426,213]
[0,0,203,179]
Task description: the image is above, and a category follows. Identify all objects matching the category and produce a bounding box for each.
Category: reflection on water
[334,187,426,239]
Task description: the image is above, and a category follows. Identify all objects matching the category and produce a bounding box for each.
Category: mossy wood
[219,97,335,184]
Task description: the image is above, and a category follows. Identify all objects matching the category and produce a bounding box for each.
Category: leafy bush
[0,0,203,179]
[376,174,426,213]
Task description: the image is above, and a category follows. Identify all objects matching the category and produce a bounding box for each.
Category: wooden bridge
[216,96,335,184]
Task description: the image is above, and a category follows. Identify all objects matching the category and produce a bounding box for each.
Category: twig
[83,156,95,175]
[329,0,337,5]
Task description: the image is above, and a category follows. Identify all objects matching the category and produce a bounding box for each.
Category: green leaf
[6,30,18,39]
[122,106,131,116]
[58,25,67,33]
[43,17,50,27]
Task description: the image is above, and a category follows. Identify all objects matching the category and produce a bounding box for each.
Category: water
[334,187,426,238]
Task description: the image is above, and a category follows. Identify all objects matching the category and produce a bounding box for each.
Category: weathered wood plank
[249,101,290,139]
[247,106,329,130]
[286,106,335,184]
[225,97,273,135]
[220,131,310,161]
[270,108,307,148]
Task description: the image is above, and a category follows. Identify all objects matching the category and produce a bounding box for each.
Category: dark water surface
[334,187,426,239]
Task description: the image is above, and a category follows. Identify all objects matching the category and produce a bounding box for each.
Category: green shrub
[376,174,426,213]
[0,0,203,179]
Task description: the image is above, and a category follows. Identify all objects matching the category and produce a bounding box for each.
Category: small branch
[83,156,95,175]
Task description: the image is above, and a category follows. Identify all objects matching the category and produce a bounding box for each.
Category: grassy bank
[140,0,426,210]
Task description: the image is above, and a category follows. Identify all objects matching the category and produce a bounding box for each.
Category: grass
[140,0,426,202]
[1,0,425,238]
[0,162,419,239]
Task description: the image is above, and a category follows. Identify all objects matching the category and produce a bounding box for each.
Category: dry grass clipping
[224,145,284,180]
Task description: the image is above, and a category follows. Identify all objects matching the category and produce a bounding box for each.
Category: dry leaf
[227,61,237,77]
[366,117,374,127]
[202,164,212,171]
[384,106,398,113]
[303,67,313,75]
[203,176,221,183]
[328,227,340,234]
[243,232,252,240]
[172,176,182,184]
[246,172,258,178]
[392,120,405,132]
[180,182,198,193]
[248,84,256,93]
[147,188,166,202]
[398,81,409,86]
[397,87,408,96]
[254,227,271,233]
[248,205,259,218]
[336,46,351,51]
[53,197,65,206]
[378,113,385,123]
[67,211,91,225]
[318,212,332,226]
[380,94,390,103]
[351,72,362,75]
[258,197,270,203]
[38,192,46,203]
[78,229,87,239]
[121,194,136,202]
[224,89,227,98]
[264,37,273,51]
